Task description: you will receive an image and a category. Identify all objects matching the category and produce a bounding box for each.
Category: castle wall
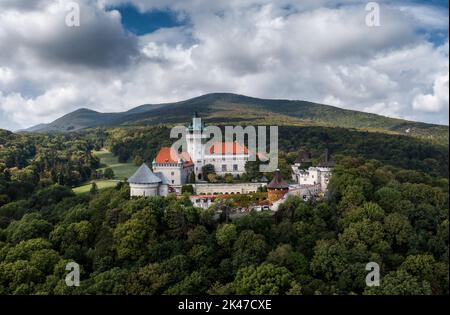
[292,166,333,192]
[204,154,248,176]
[193,182,265,195]
[153,163,194,186]
[130,183,160,197]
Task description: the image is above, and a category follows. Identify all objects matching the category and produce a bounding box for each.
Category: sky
[0,0,448,131]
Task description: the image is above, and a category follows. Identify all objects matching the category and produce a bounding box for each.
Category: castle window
[233,164,238,171]
[222,165,227,172]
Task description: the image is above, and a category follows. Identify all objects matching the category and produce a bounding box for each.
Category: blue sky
[112,0,448,42]
[108,4,185,36]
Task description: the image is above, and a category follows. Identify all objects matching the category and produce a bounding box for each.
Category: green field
[72,149,138,194]
[93,149,138,180]
[72,180,119,194]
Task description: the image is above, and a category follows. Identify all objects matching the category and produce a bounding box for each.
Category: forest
[0,126,448,295]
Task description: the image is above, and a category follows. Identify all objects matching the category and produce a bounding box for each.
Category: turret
[186,113,207,180]
[267,169,289,203]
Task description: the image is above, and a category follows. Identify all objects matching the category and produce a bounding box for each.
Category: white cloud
[0,67,15,84]
[0,0,448,130]
[413,73,449,113]
[0,86,86,127]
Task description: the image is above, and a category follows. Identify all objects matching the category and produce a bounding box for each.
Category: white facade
[292,164,333,192]
[186,115,209,180]
[203,154,248,177]
[152,161,193,186]
[129,182,160,197]
[186,114,250,179]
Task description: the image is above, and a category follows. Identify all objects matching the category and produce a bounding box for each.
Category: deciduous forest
[0,126,448,295]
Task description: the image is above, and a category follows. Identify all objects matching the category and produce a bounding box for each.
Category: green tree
[85,268,129,295]
[364,270,432,295]
[126,263,170,295]
[384,213,413,247]
[232,230,268,269]
[202,164,215,181]
[113,209,157,261]
[224,173,234,183]
[90,182,99,195]
[244,156,261,180]
[104,168,115,179]
[165,271,209,295]
[188,172,196,183]
[266,244,309,277]
[216,224,237,250]
[234,263,294,295]
[182,185,194,194]
[134,155,144,166]
[6,213,52,244]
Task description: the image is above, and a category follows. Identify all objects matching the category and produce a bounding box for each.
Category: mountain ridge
[21,93,449,144]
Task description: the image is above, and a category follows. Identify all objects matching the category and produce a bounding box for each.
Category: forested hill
[23,93,449,145]
[1,123,448,295]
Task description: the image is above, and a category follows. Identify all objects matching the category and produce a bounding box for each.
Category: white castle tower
[186,112,207,180]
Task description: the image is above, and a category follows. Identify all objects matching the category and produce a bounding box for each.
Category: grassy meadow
[72,149,138,194]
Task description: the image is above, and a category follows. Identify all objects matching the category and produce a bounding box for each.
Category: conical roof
[267,169,289,189]
[295,150,313,163]
[127,163,162,184]
[318,148,335,167]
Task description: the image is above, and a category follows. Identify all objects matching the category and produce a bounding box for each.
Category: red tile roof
[155,147,193,166]
[208,142,249,155]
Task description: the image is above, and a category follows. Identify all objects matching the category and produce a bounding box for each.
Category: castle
[291,149,334,192]
[128,113,334,204]
[183,112,250,179]
[150,113,251,194]
[130,113,252,196]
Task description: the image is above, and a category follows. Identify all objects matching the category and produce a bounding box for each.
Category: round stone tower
[267,169,289,203]
[127,163,163,197]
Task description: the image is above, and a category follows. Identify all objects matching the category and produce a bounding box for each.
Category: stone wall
[193,182,266,195]
[130,183,160,197]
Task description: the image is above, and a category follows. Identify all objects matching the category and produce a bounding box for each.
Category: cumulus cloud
[0,0,448,130]
[0,1,139,69]
[413,73,449,113]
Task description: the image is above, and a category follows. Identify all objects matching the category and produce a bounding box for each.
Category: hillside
[34,108,123,132]
[24,93,449,144]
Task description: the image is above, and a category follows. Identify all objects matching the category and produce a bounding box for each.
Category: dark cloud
[34,14,139,69]
[0,1,139,69]
[0,0,51,11]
